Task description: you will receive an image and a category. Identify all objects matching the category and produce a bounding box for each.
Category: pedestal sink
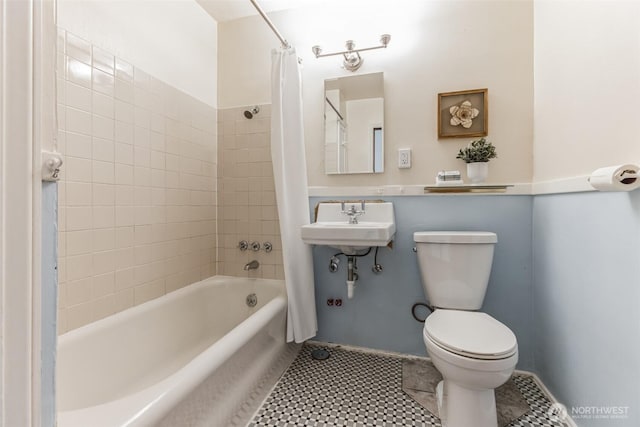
[300,202,395,254]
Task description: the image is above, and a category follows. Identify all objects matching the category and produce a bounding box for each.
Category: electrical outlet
[398,148,411,169]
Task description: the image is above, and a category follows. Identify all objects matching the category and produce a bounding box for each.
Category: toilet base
[436,379,498,427]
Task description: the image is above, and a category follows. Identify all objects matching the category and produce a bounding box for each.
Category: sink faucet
[244,260,259,271]
[341,201,366,224]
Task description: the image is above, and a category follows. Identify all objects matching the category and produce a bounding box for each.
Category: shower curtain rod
[249,0,291,49]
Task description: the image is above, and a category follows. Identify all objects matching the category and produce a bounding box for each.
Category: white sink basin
[301,202,395,253]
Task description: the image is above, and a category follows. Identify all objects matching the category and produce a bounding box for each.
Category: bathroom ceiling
[196,0,317,22]
[197,0,370,23]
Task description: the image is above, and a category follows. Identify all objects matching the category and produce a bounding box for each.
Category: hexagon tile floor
[248,344,567,427]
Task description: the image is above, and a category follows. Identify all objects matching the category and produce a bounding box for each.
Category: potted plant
[456,137,497,183]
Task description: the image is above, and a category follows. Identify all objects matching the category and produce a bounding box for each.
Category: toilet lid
[424,310,517,360]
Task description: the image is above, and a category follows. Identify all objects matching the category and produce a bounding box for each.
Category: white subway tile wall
[217,106,284,279]
[57,30,218,333]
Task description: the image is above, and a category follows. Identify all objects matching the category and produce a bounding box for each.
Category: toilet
[414,231,518,427]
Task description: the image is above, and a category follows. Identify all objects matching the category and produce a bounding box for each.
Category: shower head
[243,106,260,119]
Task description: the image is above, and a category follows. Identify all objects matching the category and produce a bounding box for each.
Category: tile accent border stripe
[309,183,533,197]
[531,175,593,195]
[309,176,600,197]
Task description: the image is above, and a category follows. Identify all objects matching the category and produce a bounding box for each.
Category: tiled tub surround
[56,30,217,333]
[217,106,284,279]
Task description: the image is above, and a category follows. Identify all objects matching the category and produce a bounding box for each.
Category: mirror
[324,72,384,174]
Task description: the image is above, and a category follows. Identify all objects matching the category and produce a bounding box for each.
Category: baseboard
[306,340,431,361]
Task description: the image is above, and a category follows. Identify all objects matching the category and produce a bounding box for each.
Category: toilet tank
[414,232,497,310]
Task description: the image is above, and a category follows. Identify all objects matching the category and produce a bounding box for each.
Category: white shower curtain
[271,48,317,343]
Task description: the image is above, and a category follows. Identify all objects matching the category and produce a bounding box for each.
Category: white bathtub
[57,276,299,427]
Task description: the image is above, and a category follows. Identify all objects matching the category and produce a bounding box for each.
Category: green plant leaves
[455,137,497,163]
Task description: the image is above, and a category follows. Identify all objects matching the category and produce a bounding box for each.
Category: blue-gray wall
[310,195,534,370]
[309,192,640,423]
[42,182,57,427]
[533,191,640,426]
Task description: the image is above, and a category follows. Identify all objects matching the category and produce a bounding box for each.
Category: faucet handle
[360,200,365,211]
[341,201,346,212]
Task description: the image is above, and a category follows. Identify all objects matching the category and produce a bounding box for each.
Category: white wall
[345,98,383,173]
[218,1,533,186]
[58,0,218,107]
[533,0,640,182]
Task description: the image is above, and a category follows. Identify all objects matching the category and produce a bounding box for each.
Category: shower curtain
[271,48,317,343]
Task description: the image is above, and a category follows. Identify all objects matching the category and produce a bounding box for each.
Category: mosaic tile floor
[249,344,567,427]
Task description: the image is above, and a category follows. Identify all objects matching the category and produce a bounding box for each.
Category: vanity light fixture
[312,34,391,72]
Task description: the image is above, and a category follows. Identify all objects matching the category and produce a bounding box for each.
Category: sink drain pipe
[346,256,358,299]
[329,248,374,299]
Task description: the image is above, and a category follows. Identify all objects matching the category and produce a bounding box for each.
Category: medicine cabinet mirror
[324,72,384,175]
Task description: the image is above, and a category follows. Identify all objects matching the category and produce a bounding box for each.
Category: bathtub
[57,276,299,427]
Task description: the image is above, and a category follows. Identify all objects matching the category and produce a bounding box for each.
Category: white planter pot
[467,162,489,183]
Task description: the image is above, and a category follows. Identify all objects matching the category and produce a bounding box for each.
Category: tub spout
[244,260,259,271]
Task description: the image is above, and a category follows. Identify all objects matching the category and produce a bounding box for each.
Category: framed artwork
[438,88,488,139]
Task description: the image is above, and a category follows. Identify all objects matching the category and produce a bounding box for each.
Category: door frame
[1,0,56,425]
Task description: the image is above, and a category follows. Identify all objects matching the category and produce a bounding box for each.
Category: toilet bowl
[413,231,519,427]
[423,310,518,427]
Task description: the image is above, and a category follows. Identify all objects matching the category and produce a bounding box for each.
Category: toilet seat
[424,310,517,360]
